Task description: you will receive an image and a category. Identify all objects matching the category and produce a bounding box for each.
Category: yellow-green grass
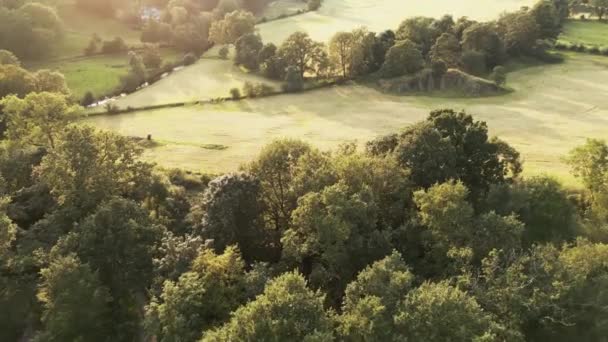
[257,0,538,44]
[260,0,307,20]
[83,53,608,186]
[560,19,608,47]
[27,49,183,100]
[104,53,282,109]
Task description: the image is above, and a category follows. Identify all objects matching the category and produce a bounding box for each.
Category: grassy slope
[560,19,608,47]
[28,49,182,100]
[84,53,608,186]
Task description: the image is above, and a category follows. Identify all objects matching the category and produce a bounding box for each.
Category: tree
[196,173,269,262]
[396,17,440,55]
[209,10,256,44]
[329,31,354,78]
[387,109,521,201]
[284,65,303,92]
[36,255,111,342]
[282,182,391,302]
[460,49,487,76]
[218,46,229,59]
[338,251,414,341]
[0,49,20,65]
[0,92,80,148]
[234,33,263,70]
[278,31,327,78]
[497,9,541,55]
[461,22,505,69]
[591,0,608,20]
[247,139,313,233]
[142,47,163,69]
[146,247,248,342]
[532,0,561,38]
[202,272,334,341]
[36,125,152,213]
[33,69,70,95]
[395,281,509,341]
[380,39,424,78]
[0,64,37,98]
[429,32,461,67]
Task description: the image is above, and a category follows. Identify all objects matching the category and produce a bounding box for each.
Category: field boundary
[86,79,347,117]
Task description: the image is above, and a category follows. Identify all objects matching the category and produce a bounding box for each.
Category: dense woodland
[2,0,608,342]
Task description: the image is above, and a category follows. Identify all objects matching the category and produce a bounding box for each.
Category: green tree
[497,9,541,55]
[33,69,71,95]
[396,17,440,55]
[461,22,505,68]
[395,281,512,341]
[338,251,414,341]
[380,39,424,77]
[0,92,80,149]
[209,10,256,44]
[196,172,268,262]
[0,64,37,98]
[591,0,608,20]
[234,33,263,70]
[146,246,248,342]
[429,32,461,67]
[36,125,152,213]
[329,31,354,78]
[36,255,111,342]
[278,31,327,78]
[532,0,561,38]
[202,272,334,341]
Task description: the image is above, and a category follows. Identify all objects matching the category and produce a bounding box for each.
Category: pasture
[559,19,608,47]
[257,0,538,43]
[84,53,608,185]
[28,49,183,100]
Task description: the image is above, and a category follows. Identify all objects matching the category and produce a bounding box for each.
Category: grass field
[106,47,281,109]
[257,0,538,43]
[560,19,608,47]
[27,49,183,100]
[83,53,608,185]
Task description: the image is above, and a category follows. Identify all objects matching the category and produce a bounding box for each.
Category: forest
[2,0,608,341]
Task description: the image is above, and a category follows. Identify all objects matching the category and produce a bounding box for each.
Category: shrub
[80,91,95,106]
[490,65,507,86]
[142,48,162,69]
[101,37,128,54]
[219,46,229,59]
[284,66,303,92]
[104,102,119,114]
[431,59,447,78]
[588,46,600,54]
[460,50,487,76]
[601,47,608,56]
[183,53,197,66]
[230,87,241,99]
[308,0,322,11]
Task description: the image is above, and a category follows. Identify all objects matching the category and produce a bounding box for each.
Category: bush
[80,91,95,106]
[183,53,197,66]
[219,46,229,59]
[588,46,600,54]
[142,48,162,69]
[490,65,507,86]
[460,50,487,76]
[284,66,303,92]
[230,87,241,99]
[308,0,322,11]
[431,59,447,78]
[104,102,119,114]
[601,47,608,56]
[243,82,274,98]
[101,37,128,54]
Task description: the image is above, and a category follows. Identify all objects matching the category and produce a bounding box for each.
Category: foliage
[209,10,256,45]
[202,272,334,341]
[380,39,424,78]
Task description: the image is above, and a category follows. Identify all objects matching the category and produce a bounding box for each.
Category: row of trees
[226,0,570,89]
[2,69,608,340]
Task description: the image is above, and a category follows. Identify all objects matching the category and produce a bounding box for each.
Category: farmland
[85,53,608,185]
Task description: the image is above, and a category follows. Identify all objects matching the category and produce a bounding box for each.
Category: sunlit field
[560,19,608,47]
[258,0,538,43]
[109,48,281,108]
[85,53,608,185]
